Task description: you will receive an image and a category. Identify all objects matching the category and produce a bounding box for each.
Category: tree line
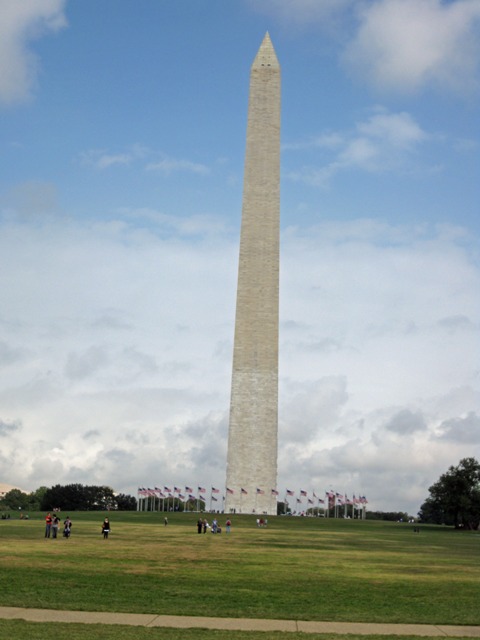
[1,459,478,527]
[0,484,137,512]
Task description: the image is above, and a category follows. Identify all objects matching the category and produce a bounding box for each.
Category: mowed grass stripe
[1,513,479,624]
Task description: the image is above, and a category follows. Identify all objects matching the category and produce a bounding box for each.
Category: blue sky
[0,0,479,514]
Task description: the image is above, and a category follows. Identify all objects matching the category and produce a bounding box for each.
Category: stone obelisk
[225,33,280,516]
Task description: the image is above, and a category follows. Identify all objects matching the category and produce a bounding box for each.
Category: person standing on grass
[52,515,60,539]
[63,516,72,538]
[102,517,110,539]
[44,513,52,538]
[225,518,231,533]
[197,518,203,534]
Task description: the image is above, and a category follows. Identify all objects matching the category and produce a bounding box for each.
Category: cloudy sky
[0,0,479,515]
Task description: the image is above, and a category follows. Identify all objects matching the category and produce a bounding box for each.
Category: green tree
[115,493,137,510]
[0,488,29,511]
[419,457,480,530]
[40,484,117,511]
[27,486,49,510]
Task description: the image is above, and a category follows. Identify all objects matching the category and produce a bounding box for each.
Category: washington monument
[225,33,280,515]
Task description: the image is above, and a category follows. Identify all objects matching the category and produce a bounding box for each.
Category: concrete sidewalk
[1,606,480,636]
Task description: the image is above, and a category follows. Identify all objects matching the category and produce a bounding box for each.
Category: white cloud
[79,147,210,176]
[286,108,429,186]
[343,0,480,93]
[0,211,478,514]
[146,156,210,176]
[0,0,67,105]
[247,0,480,95]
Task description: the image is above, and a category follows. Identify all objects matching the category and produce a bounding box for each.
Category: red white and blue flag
[256,488,265,494]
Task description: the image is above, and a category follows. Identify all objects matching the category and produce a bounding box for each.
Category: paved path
[1,606,480,636]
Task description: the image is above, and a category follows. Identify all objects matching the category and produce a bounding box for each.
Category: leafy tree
[40,484,117,511]
[115,493,137,510]
[419,457,480,530]
[28,486,49,510]
[0,489,30,511]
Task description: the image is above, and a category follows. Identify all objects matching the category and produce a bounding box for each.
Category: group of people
[196,517,231,534]
[44,513,72,539]
[44,513,111,539]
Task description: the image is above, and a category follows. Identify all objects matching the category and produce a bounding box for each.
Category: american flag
[286,489,294,496]
[164,486,172,492]
[212,495,218,502]
[188,494,196,500]
[226,488,234,494]
[296,498,302,503]
[308,498,314,504]
[241,488,248,494]
[271,489,279,496]
[185,486,193,493]
[300,489,307,497]
[211,487,220,494]
[318,498,325,504]
[178,494,185,500]
[256,488,265,494]
[174,486,181,493]
[198,486,206,493]
[336,493,344,500]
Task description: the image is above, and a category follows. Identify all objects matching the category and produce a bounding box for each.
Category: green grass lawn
[0,511,478,626]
